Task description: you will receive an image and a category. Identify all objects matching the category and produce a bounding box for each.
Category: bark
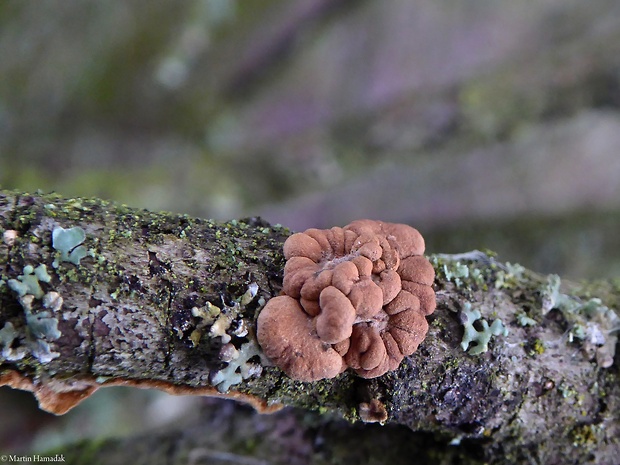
[1,190,619,465]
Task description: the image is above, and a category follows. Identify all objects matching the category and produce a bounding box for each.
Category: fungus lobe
[257,220,436,381]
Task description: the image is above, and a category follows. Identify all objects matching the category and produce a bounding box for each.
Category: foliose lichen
[187,283,266,392]
[210,339,264,393]
[2,265,62,363]
[494,262,526,290]
[516,311,537,327]
[540,274,620,367]
[441,261,472,287]
[541,274,564,314]
[189,302,222,347]
[52,226,88,267]
[431,251,490,290]
[7,264,51,299]
[459,302,508,355]
[0,322,23,361]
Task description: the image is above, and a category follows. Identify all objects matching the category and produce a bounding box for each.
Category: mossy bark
[1,190,619,464]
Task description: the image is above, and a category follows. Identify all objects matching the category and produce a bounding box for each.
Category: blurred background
[2,0,620,458]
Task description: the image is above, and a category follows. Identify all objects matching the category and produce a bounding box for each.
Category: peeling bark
[1,190,619,464]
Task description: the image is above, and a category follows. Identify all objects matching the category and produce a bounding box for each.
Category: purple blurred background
[1,0,620,454]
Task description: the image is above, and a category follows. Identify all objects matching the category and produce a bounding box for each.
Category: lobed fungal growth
[257,220,436,381]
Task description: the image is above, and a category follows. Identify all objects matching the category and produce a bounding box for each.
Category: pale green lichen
[52,226,88,267]
[2,264,61,363]
[189,302,222,346]
[239,282,259,306]
[34,263,52,282]
[26,310,62,341]
[180,282,266,392]
[209,313,233,343]
[460,303,508,355]
[442,261,470,287]
[516,311,537,327]
[0,322,25,360]
[541,274,564,314]
[210,339,264,393]
[494,262,526,289]
[205,283,268,393]
[7,264,51,299]
[0,304,61,363]
[540,274,620,367]
[431,251,490,289]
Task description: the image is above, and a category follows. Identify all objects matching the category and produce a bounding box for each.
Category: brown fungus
[257,220,436,380]
[256,295,345,381]
[359,398,389,423]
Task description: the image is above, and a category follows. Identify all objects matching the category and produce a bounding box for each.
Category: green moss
[570,424,598,447]
[255,371,358,422]
[558,382,577,399]
[442,356,461,371]
[530,339,546,356]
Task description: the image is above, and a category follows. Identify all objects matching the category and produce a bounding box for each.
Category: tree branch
[1,190,619,464]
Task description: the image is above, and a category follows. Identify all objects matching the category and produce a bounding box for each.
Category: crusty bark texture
[1,190,619,464]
